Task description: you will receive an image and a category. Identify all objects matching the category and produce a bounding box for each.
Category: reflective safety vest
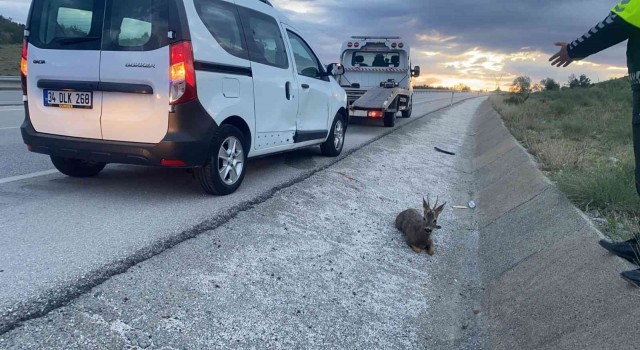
[613,0,640,28]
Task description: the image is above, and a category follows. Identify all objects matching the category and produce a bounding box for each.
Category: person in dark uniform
[549,0,640,287]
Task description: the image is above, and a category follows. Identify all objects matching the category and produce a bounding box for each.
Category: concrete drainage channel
[0,96,480,336]
[473,100,639,349]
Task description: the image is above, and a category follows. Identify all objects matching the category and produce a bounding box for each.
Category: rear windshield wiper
[55,36,101,45]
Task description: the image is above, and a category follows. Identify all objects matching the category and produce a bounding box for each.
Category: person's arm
[550,12,633,67]
[569,12,632,59]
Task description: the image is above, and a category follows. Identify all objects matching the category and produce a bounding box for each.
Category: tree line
[511,74,594,93]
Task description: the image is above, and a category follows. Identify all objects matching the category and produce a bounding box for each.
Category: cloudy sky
[0,0,629,90]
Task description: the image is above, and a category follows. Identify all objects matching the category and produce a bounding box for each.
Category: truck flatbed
[351,86,409,111]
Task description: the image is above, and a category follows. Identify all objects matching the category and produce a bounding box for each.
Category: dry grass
[525,137,585,171]
[0,44,21,76]
[491,78,640,240]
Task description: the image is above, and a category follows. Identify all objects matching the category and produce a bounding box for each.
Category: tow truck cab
[338,36,420,119]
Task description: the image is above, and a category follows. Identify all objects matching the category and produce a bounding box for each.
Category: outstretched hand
[549,42,573,67]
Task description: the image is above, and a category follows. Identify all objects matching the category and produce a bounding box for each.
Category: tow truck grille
[345,89,366,106]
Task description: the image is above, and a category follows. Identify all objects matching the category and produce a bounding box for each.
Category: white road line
[0,108,23,112]
[0,169,59,185]
[0,126,19,130]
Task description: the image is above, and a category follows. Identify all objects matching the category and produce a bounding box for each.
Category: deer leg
[411,245,423,254]
[426,239,435,256]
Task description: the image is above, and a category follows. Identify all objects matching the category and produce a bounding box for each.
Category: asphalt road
[0,90,480,335]
[0,91,21,107]
[1,96,486,349]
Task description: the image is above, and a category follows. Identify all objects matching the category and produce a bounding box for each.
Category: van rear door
[27,0,105,140]
[99,0,172,143]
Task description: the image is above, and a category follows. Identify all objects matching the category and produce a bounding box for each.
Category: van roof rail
[258,0,273,6]
[350,36,401,40]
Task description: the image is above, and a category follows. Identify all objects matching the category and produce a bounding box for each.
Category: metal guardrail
[0,76,20,82]
[0,76,21,90]
[414,89,485,106]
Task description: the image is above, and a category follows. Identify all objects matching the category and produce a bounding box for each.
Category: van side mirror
[326,63,345,76]
[412,66,421,78]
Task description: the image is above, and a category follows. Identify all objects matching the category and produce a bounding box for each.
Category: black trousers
[633,90,640,197]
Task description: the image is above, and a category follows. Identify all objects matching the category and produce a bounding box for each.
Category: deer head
[423,195,446,233]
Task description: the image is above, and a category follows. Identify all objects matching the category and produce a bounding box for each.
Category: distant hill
[0,15,25,45]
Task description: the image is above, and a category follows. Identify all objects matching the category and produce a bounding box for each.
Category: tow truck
[338,36,420,127]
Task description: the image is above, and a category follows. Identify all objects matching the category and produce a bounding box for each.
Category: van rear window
[101,0,169,51]
[29,0,169,51]
[30,0,103,50]
[194,0,248,60]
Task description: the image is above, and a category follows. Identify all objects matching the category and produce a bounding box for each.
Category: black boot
[599,238,640,266]
[621,269,640,287]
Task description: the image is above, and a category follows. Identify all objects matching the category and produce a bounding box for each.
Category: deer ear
[435,203,447,216]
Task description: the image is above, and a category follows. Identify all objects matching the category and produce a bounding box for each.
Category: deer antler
[424,194,431,211]
[434,195,439,209]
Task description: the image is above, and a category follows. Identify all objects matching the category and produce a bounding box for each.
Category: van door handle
[301,84,310,89]
[285,81,291,100]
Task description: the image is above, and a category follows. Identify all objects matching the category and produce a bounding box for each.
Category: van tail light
[21,39,28,96]
[169,41,197,105]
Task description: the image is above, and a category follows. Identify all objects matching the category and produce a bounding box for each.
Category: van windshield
[349,51,404,68]
[29,0,169,51]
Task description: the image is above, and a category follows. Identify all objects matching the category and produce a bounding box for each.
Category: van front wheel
[195,125,247,196]
[50,156,106,178]
[321,113,346,157]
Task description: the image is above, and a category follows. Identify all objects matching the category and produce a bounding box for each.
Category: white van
[20,0,348,195]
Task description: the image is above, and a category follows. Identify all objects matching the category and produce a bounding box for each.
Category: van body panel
[26,0,105,139]
[100,46,171,143]
[282,25,333,134]
[27,45,104,140]
[234,0,298,150]
[185,0,256,154]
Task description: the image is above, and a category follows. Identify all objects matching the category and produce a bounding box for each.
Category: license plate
[351,110,368,117]
[43,90,93,109]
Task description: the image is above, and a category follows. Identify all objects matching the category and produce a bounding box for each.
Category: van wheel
[383,111,396,127]
[321,113,346,157]
[195,125,247,196]
[50,156,106,178]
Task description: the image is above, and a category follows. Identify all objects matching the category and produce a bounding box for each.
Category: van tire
[383,111,396,127]
[195,125,247,196]
[50,156,106,178]
[321,113,346,157]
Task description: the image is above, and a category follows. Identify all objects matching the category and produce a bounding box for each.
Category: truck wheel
[50,156,106,178]
[195,125,247,196]
[321,113,346,157]
[383,111,396,127]
[402,96,413,118]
